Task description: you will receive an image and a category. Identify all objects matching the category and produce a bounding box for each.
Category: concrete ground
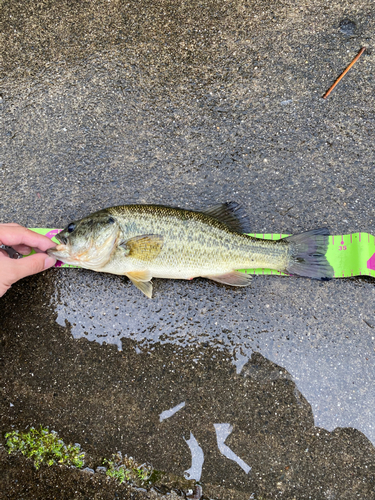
[1,0,375,498]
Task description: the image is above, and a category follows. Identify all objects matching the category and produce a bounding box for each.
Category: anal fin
[203,271,252,287]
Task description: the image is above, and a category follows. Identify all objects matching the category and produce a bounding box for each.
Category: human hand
[0,223,56,297]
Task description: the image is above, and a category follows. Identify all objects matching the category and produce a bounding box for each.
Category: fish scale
[106,205,289,276]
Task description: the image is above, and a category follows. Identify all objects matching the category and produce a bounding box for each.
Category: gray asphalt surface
[1,0,375,498]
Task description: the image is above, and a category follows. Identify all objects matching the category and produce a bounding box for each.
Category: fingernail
[44,256,56,269]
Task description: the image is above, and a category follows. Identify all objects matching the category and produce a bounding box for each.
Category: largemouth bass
[47,202,333,298]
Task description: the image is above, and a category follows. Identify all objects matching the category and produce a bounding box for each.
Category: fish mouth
[47,244,86,266]
[47,244,70,260]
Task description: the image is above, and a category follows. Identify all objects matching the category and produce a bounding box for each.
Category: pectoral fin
[204,271,252,286]
[126,271,153,298]
[120,234,164,261]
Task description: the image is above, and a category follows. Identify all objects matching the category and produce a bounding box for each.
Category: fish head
[47,211,119,270]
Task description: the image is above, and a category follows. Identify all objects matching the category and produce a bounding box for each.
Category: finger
[0,283,9,297]
[3,253,56,286]
[12,244,32,255]
[0,225,56,252]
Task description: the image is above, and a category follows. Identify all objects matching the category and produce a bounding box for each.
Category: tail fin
[284,228,333,279]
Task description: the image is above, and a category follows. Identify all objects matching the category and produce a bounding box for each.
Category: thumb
[4,254,56,286]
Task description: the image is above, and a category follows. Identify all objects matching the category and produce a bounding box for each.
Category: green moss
[104,452,153,485]
[5,427,85,470]
[5,427,196,493]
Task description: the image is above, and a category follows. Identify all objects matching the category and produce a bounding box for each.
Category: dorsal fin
[202,202,251,233]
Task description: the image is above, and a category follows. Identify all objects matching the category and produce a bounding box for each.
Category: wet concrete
[2,276,375,499]
[1,0,375,498]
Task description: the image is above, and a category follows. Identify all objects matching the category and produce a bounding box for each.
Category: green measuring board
[29,228,375,278]
[241,232,375,278]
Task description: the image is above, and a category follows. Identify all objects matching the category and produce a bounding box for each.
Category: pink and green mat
[29,228,375,279]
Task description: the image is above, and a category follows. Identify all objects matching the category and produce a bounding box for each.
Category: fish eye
[108,217,115,224]
[67,223,75,233]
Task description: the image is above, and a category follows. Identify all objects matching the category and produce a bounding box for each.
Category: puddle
[183,433,204,482]
[51,269,375,448]
[160,402,186,422]
[214,424,251,474]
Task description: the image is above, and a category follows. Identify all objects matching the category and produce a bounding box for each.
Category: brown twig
[323,47,366,99]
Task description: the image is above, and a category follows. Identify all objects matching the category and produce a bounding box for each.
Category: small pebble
[82,467,95,474]
[186,485,203,499]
